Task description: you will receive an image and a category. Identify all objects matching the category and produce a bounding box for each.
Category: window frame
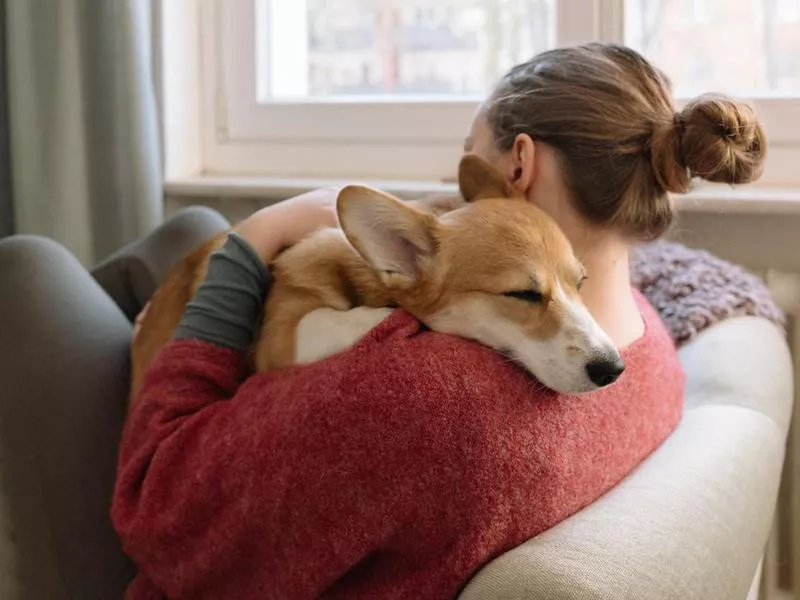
[169,0,800,186]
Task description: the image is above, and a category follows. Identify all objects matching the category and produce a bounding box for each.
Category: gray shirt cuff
[174,232,272,351]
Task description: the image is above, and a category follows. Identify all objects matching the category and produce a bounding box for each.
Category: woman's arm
[114,334,455,599]
[118,231,271,467]
[113,190,458,598]
[123,188,339,456]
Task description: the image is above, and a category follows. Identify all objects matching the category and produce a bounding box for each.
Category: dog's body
[130,155,623,405]
[129,194,462,401]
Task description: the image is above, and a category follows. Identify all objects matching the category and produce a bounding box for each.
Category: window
[624,0,800,186]
[260,0,553,98]
[167,0,800,186]
[777,0,800,23]
[689,0,710,25]
[776,52,800,84]
[626,0,800,96]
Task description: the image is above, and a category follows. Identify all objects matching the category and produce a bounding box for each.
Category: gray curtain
[0,0,13,239]
[3,0,162,265]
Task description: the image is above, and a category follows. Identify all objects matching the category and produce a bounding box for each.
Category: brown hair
[485,43,767,240]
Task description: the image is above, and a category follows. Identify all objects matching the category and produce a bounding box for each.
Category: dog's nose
[586,357,625,388]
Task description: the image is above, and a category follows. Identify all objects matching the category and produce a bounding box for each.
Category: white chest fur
[294,307,395,365]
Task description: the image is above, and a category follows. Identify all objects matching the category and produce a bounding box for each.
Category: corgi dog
[130,154,623,405]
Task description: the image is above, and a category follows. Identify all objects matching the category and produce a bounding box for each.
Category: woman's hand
[235,187,340,265]
[132,301,150,342]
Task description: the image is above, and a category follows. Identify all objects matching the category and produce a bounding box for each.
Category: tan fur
[251,192,469,370]
[129,193,465,407]
[429,197,580,339]
[254,228,394,370]
[129,154,610,410]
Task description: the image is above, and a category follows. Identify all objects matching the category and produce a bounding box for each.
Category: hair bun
[650,94,767,193]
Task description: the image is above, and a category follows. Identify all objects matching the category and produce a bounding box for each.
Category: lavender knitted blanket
[631,241,785,347]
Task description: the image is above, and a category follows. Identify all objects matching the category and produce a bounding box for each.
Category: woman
[115,44,765,598]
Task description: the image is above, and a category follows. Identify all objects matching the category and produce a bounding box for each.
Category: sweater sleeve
[120,231,271,470]
[174,231,272,350]
[116,232,269,478]
[113,340,462,599]
[113,236,464,597]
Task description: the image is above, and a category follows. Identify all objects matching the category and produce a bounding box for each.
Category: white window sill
[164,174,458,202]
[164,175,800,216]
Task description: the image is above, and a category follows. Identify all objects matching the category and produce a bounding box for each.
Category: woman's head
[467,43,766,240]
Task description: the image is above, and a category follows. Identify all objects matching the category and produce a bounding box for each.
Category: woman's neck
[574,234,644,348]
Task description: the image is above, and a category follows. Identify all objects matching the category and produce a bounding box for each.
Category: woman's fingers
[132,301,151,341]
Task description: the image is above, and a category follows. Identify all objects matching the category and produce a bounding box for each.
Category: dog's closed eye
[503,290,544,304]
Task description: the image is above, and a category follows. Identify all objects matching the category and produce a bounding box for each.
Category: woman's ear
[510,133,536,195]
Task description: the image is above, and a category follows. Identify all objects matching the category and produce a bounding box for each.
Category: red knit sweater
[113,292,683,600]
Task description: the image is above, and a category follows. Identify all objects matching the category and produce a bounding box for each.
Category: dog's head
[337,154,623,395]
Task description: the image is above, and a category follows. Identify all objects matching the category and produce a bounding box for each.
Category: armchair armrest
[91,206,230,320]
[460,317,793,600]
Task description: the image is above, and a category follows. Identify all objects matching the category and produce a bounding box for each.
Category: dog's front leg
[295,307,394,365]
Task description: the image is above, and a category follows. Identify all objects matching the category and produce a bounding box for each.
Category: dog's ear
[338,185,436,287]
[458,153,521,203]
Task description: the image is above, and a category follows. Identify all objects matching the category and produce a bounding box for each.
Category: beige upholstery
[461,317,793,600]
